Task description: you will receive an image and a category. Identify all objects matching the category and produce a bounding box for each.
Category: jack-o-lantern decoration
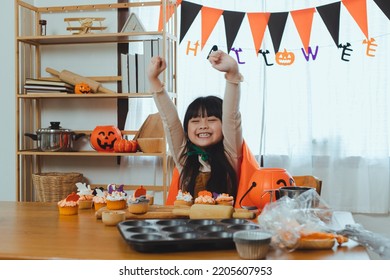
[239,168,295,211]
[90,125,122,152]
[275,49,295,66]
[75,82,92,94]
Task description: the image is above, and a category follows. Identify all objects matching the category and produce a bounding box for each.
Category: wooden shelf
[16,0,177,203]
[18,93,154,98]
[17,150,165,157]
[17,32,165,45]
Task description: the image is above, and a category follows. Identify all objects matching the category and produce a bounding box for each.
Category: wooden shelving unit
[15,0,177,202]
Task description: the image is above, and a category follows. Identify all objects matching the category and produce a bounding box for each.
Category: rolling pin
[172,204,235,219]
[46,67,115,94]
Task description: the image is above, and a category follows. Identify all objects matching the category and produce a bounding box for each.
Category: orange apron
[165,141,260,208]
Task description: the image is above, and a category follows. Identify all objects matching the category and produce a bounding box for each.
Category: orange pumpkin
[75,82,92,94]
[90,125,122,152]
[275,49,295,66]
[114,138,138,153]
[241,168,295,210]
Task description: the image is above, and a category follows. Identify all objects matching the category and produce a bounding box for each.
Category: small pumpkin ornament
[113,138,138,153]
[275,49,295,66]
[75,82,92,94]
[90,125,122,152]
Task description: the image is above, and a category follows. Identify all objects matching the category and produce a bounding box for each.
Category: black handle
[276,179,287,186]
[239,181,258,210]
[24,133,38,141]
[73,133,86,141]
[50,122,61,129]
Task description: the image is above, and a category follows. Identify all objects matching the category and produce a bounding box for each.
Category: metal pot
[25,122,85,152]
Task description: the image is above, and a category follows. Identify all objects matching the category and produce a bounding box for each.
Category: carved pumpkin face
[240,168,295,210]
[275,49,295,66]
[75,82,92,94]
[90,125,122,152]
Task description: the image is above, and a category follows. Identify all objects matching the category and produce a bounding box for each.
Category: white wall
[0,1,16,201]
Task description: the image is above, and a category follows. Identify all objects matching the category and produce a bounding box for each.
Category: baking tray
[117,218,260,253]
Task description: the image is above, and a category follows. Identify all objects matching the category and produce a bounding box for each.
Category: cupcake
[58,192,80,215]
[106,184,128,210]
[174,190,193,207]
[194,190,215,205]
[215,193,234,206]
[92,188,107,211]
[133,185,154,205]
[76,182,94,209]
[128,195,150,214]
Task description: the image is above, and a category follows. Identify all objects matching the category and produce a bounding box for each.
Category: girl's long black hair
[179,96,238,198]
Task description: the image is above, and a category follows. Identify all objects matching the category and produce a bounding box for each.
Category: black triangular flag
[179,1,202,43]
[316,2,341,47]
[223,10,246,54]
[267,12,289,54]
[373,0,390,21]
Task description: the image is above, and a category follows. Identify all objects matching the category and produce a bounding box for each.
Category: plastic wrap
[257,189,334,250]
[338,224,390,260]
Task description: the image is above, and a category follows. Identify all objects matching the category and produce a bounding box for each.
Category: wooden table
[0,201,369,260]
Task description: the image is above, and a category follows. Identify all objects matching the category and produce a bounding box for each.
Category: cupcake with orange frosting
[58,192,80,215]
[174,190,193,207]
[106,184,128,210]
[92,187,108,211]
[215,193,234,206]
[76,182,94,209]
[194,190,215,205]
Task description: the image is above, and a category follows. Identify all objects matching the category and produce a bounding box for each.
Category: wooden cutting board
[95,204,256,220]
[95,205,178,220]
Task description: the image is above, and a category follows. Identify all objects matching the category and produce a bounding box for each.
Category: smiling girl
[147,50,244,203]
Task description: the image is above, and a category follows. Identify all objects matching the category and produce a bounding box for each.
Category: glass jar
[39,19,47,36]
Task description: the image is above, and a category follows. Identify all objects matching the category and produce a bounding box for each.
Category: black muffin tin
[117,218,260,253]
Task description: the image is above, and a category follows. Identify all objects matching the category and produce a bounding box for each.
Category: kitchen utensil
[172,204,234,219]
[24,121,85,152]
[46,67,115,94]
[277,186,313,199]
[95,204,255,220]
[233,230,272,259]
[117,218,261,252]
[261,186,314,203]
[95,205,178,220]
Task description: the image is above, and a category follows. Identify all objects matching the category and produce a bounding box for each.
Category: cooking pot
[276,186,313,199]
[25,122,85,152]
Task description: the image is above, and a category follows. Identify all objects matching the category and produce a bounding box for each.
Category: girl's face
[187,115,223,148]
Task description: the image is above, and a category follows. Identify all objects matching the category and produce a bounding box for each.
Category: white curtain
[174,0,390,214]
[122,0,390,213]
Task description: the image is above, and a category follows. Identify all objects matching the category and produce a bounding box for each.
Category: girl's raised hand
[208,50,239,77]
[147,56,167,80]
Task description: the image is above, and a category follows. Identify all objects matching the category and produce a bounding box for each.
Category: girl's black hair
[179,96,238,198]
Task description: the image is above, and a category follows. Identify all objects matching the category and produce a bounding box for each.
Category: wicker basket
[32,172,83,202]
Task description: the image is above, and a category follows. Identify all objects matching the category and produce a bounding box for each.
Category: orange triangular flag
[342,0,369,39]
[201,6,224,50]
[158,0,182,31]
[291,8,315,53]
[247,12,270,56]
